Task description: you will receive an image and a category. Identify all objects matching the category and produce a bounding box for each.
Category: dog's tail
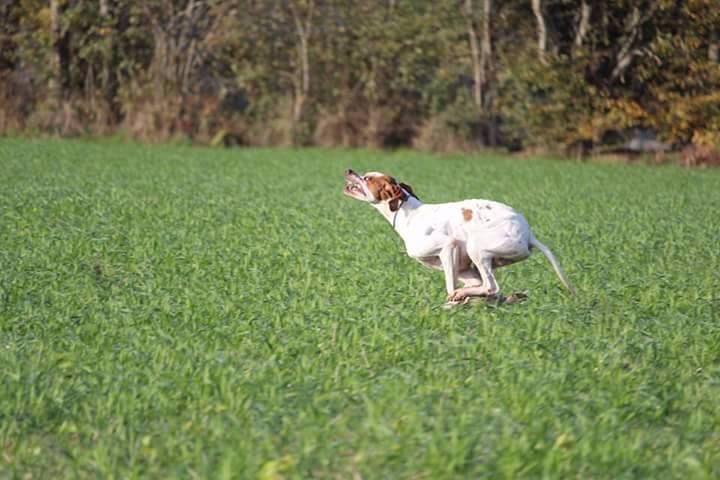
[529,235,575,294]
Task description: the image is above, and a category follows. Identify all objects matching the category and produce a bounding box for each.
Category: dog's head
[343,169,418,212]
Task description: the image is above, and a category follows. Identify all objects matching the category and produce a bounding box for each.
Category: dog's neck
[371,193,424,239]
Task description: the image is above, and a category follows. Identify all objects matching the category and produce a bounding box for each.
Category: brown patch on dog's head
[462,208,473,222]
[366,175,407,211]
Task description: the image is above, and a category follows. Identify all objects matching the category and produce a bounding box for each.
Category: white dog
[343,169,574,304]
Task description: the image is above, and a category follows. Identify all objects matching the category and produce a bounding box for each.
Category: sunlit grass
[1,139,719,478]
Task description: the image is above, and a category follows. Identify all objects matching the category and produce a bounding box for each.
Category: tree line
[1,0,719,161]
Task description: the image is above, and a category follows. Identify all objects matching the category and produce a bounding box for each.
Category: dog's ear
[399,182,419,200]
[367,175,408,211]
[382,181,406,212]
[388,196,403,212]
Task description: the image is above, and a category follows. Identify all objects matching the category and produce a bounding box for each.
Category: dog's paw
[447,288,470,302]
[442,299,469,309]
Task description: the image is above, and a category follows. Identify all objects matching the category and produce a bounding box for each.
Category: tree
[288,0,314,138]
[531,0,547,64]
[463,0,492,112]
[0,0,718,154]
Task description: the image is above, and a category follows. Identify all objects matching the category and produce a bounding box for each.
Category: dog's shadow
[484,291,528,307]
[444,292,529,309]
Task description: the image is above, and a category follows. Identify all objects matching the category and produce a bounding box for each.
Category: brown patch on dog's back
[462,208,473,222]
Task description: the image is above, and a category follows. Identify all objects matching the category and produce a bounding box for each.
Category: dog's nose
[345,168,355,176]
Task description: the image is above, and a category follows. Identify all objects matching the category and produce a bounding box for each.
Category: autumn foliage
[1,0,718,161]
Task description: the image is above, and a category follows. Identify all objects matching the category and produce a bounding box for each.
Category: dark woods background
[1,0,719,163]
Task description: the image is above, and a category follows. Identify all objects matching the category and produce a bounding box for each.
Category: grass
[1,138,719,479]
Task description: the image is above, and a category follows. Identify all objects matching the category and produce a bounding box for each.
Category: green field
[1,139,719,478]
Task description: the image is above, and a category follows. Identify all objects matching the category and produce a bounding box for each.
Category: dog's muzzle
[344,169,364,196]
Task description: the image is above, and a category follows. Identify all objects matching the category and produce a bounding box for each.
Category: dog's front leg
[438,240,460,298]
[406,233,460,300]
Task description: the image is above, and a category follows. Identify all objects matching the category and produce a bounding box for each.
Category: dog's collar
[392,199,405,229]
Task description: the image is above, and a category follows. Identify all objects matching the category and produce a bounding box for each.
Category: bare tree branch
[463,0,482,109]
[289,0,315,127]
[574,0,591,49]
[531,0,547,64]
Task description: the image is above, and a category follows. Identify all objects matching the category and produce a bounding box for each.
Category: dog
[343,169,574,304]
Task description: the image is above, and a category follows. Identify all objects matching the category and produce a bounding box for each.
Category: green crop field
[1,139,719,479]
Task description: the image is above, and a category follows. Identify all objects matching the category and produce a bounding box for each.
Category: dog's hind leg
[449,255,499,302]
[449,228,516,301]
